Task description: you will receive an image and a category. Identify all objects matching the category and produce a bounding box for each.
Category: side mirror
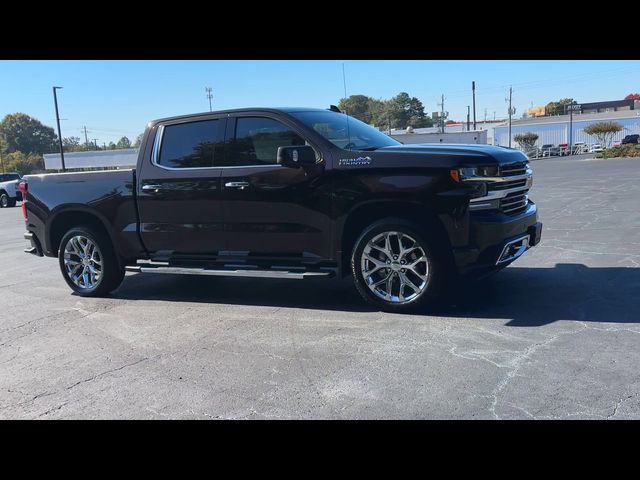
[277,145,317,168]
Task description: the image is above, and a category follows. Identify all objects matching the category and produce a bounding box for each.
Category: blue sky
[2,60,639,144]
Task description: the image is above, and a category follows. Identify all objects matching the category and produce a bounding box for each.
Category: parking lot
[1,154,639,419]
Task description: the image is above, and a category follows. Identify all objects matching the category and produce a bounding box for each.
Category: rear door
[137,116,227,258]
[218,114,333,263]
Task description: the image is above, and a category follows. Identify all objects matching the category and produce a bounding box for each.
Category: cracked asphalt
[1,154,639,419]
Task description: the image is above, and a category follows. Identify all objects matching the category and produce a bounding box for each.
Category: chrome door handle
[142,184,163,191]
[225,181,250,190]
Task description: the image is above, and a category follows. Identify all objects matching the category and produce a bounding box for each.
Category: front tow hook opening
[496,234,530,265]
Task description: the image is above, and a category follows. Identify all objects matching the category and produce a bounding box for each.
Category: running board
[125,265,332,279]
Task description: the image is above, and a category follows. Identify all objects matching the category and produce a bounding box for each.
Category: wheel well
[340,201,453,276]
[0,189,7,196]
[49,211,111,255]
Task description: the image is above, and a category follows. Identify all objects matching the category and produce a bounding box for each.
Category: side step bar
[125,265,333,280]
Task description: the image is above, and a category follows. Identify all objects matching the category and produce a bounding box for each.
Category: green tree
[545,98,575,116]
[583,122,623,148]
[62,136,84,152]
[133,133,144,148]
[338,95,374,123]
[514,132,539,152]
[116,136,131,149]
[386,92,433,129]
[2,151,45,175]
[0,113,57,154]
[108,142,117,150]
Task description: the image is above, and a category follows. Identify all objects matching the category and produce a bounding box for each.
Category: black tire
[58,225,125,297]
[350,218,445,313]
[0,193,8,208]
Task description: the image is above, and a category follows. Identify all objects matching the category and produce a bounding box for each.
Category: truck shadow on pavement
[113,263,639,327]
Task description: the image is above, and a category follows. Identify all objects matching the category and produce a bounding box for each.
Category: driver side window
[221,117,306,167]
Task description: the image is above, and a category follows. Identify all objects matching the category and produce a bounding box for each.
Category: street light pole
[52,86,66,172]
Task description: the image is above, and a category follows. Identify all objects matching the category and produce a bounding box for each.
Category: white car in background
[589,144,604,153]
[0,172,22,208]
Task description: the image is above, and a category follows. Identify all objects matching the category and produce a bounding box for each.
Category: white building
[493,110,640,147]
[43,149,138,170]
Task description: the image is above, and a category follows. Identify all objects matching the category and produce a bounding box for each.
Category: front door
[219,115,332,263]
[137,116,226,259]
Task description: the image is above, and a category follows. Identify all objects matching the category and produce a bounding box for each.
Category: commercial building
[43,148,138,170]
[493,110,640,148]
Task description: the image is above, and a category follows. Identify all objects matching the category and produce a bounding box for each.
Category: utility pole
[506,86,514,148]
[82,126,89,149]
[205,87,213,112]
[52,86,66,172]
[0,154,4,174]
[438,94,446,134]
[103,142,106,150]
[472,81,477,130]
[484,108,487,123]
[466,106,470,131]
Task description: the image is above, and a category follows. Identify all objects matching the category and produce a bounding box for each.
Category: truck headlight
[450,165,499,182]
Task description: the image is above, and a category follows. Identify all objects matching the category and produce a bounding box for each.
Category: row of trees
[61,134,143,153]
[514,121,624,151]
[0,113,142,175]
[338,92,433,130]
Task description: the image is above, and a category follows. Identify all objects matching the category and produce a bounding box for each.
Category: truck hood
[335,143,528,170]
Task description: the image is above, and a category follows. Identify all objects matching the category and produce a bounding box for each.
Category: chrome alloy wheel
[63,235,103,289]
[360,231,430,304]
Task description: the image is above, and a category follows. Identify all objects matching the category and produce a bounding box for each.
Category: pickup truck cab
[21,107,542,312]
[0,172,22,208]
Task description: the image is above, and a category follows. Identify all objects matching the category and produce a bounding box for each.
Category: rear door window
[157,119,224,169]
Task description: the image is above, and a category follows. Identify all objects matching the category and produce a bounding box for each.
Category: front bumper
[454,201,541,275]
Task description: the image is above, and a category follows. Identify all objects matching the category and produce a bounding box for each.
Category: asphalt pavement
[1,154,639,419]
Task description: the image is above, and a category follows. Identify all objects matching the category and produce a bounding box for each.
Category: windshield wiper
[359,147,379,151]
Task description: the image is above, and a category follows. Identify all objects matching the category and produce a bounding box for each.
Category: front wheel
[58,225,125,297]
[351,220,444,313]
[0,193,8,208]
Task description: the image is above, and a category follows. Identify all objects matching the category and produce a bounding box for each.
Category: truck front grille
[469,161,533,215]
[500,191,529,215]
[500,162,528,176]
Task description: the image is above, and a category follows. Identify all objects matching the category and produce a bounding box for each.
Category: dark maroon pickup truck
[21,107,541,312]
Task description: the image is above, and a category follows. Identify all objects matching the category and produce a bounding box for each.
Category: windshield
[0,173,20,181]
[290,110,401,151]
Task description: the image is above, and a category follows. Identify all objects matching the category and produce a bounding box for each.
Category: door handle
[225,181,250,190]
[142,184,163,192]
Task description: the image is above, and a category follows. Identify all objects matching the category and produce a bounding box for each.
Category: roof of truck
[150,107,329,125]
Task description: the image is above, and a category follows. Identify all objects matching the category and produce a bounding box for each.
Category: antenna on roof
[329,105,342,113]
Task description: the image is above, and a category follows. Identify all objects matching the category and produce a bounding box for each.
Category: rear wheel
[0,193,8,208]
[58,225,125,297]
[351,219,444,313]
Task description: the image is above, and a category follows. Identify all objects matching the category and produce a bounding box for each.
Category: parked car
[0,172,22,208]
[21,107,541,312]
[621,134,639,145]
[589,144,604,153]
[540,144,560,157]
[558,143,569,156]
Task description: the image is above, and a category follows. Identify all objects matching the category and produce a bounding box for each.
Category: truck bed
[23,169,143,260]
